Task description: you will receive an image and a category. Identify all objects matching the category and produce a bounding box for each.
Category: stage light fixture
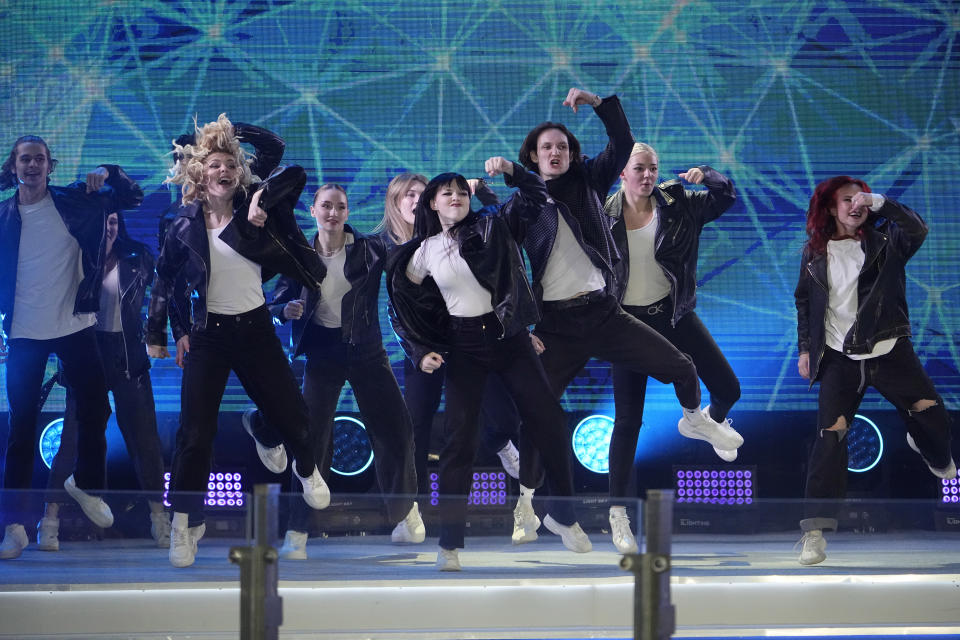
[429,470,508,507]
[331,415,374,476]
[847,413,883,473]
[572,414,614,474]
[39,418,64,469]
[942,478,960,505]
[163,471,245,508]
[674,466,755,505]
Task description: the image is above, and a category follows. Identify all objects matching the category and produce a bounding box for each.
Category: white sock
[519,484,535,501]
[172,512,189,529]
[609,505,627,518]
[683,406,701,416]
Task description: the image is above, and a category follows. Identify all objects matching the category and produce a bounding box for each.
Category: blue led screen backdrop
[1,1,958,415]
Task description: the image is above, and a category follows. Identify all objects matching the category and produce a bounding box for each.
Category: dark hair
[518,122,582,174]
[0,135,58,190]
[109,209,154,259]
[313,183,347,205]
[412,173,477,239]
[805,176,872,255]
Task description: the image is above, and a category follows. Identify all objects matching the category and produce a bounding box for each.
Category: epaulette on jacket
[657,180,679,206]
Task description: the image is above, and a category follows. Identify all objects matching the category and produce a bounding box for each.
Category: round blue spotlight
[572,414,614,474]
[331,415,374,477]
[39,418,64,470]
[847,413,883,473]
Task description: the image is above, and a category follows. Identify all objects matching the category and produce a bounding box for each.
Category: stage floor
[2,530,959,639]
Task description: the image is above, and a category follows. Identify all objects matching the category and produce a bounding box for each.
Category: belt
[542,289,606,311]
[624,296,670,317]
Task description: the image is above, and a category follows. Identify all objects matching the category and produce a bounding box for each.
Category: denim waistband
[448,311,499,331]
[542,289,607,312]
[207,304,270,324]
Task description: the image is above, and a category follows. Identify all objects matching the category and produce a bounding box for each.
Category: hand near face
[420,352,444,373]
[850,191,874,213]
[678,168,704,184]
[484,156,513,177]
[562,88,601,114]
[248,188,268,227]
[85,166,109,193]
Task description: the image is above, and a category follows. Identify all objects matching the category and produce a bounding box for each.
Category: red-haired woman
[794,176,955,565]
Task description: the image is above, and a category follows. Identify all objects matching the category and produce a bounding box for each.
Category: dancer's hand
[484,156,513,177]
[284,299,305,320]
[420,352,444,373]
[248,188,268,227]
[678,168,704,184]
[175,335,191,369]
[562,88,602,114]
[85,167,109,193]
[147,344,169,359]
[529,332,545,355]
[798,352,810,379]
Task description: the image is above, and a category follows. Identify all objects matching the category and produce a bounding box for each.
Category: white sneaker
[36,516,60,551]
[678,407,744,451]
[608,510,638,554]
[296,464,331,510]
[150,511,171,548]
[496,441,520,479]
[797,529,827,565]
[906,433,957,480]
[713,446,738,462]
[169,522,206,568]
[64,475,114,528]
[0,524,29,560]
[391,502,426,544]
[511,498,540,544]
[242,408,288,474]
[278,530,308,560]
[543,514,592,553]
[436,547,461,571]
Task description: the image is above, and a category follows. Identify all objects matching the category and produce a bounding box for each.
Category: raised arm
[677,165,737,228]
[566,90,634,197]
[868,195,928,261]
[488,157,548,239]
[234,122,285,181]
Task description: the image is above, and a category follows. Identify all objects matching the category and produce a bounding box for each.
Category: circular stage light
[847,413,883,473]
[331,415,374,476]
[572,414,614,474]
[39,418,64,470]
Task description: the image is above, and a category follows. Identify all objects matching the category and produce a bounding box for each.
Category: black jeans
[170,306,315,524]
[254,324,417,532]
[520,293,700,489]
[439,313,576,550]
[3,326,110,524]
[48,331,165,503]
[802,340,953,530]
[609,303,741,497]
[403,357,445,497]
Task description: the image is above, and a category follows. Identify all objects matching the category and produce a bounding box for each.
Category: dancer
[794,176,956,565]
[244,183,423,559]
[39,209,169,551]
[512,88,743,548]
[602,143,740,553]
[378,173,522,491]
[146,115,329,568]
[0,135,143,560]
[388,161,591,571]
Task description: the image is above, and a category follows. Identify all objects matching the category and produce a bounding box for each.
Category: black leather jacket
[605,166,736,325]
[387,163,546,366]
[268,224,388,357]
[794,197,927,383]
[0,165,143,336]
[112,246,156,378]
[146,163,324,346]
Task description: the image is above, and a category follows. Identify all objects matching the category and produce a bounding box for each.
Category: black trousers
[3,326,110,523]
[520,293,701,489]
[439,314,577,550]
[609,303,740,497]
[802,340,953,530]
[169,306,315,524]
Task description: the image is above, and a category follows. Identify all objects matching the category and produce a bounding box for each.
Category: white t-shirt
[541,207,605,301]
[205,223,264,315]
[96,263,122,333]
[311,238,352,328]
[406,231,493,317]
[10,193,96,339]
[825,238,896,360]
[622,209,672,306]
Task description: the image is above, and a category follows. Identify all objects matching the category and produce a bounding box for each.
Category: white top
[406,231,493,317]
[96,263,123,333]
[205,224,265,315]
[541,207,605,301]
[10,193,96,339]
[311,236,352,328]
[622,209,672,306]
[825,237,896,360]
